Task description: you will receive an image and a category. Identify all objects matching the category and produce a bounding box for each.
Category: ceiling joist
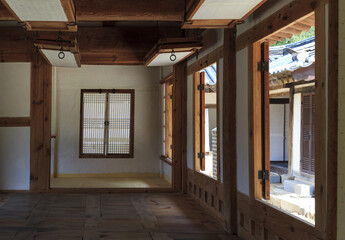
[76,0,185,22]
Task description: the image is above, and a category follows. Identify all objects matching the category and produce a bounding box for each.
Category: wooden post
[30,51,52,192]
[288,87,294,177]
[223,28,237,234]
[173,60,187,193]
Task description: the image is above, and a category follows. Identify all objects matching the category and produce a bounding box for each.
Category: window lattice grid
[82,93,106,154]
[107,93,131,154]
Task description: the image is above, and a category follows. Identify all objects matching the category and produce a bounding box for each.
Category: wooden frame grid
[79,89,135,159]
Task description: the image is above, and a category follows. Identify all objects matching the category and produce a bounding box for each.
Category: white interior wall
[0,63,30,190]
[337,0,345,238]
[270,104,285,161]
[53,65,161,175]
[236,47,250,195]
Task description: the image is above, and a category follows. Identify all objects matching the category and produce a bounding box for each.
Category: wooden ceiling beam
[78,26,184,65]
[0,2,15,20]
[76,0,185,22]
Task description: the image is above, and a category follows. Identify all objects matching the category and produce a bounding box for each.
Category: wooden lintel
[236,0,323,51]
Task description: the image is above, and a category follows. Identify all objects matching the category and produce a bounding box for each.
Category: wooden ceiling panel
[76,0,184,22]
[0,1,15,20]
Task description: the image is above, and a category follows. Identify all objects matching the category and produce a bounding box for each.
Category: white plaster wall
[337,0,345,238]
[0,128,30,190]
[54,65,161,174]
[270,104,285,161]
[0,63,30,190]
[0,63,30,117]
[236,47,250,195]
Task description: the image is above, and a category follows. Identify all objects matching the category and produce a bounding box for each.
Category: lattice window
[80,89,134,158]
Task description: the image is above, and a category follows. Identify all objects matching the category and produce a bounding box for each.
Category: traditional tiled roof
[269,36,315,75]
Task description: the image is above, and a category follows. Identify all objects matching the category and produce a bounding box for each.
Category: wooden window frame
[249,7,326,230]
[160,74,173,165]
[193,62,220,180]
[79,89,135,159]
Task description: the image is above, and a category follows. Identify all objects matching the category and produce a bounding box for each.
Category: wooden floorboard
[0,193,241,240]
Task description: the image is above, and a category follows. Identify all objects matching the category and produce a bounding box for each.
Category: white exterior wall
[0,63,31,190]
[53,65,162,174]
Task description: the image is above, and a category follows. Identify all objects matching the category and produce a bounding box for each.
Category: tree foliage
[270,26,315,46]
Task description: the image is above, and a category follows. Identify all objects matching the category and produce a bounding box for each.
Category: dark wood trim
[187,46,223,75]
[326,0,338,237]
[223,28,237,234]
[236,0,325,52]
[79,89,135,159]
[269,98,289,104]
[160,155,173,166]
[48,187,174,193]
[0,117,30,127]
[30,53,52,192]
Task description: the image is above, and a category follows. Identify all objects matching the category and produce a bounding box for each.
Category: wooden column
[326,0,338,238]
[30,52,52,192]
[172,61,187,193]
[223,28,237,234]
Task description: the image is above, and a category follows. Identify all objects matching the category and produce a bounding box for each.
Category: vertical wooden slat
[252,41,263,200]
[30,52,52,192]
[287,87,294,177]
[200,71,206,171]
[194,71,201,171]
[223,28,237,234]
[262,42,270,200]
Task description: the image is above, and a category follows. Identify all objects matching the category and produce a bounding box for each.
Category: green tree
[270,26,315,46]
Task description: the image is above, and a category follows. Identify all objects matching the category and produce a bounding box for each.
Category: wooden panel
[0,117,30,127]
[0,27,32,62]
[0,1,15,20]
[60,0,75,22]
[27,21,77,32]
[182,19,233,29]
[236,0,324,51]
[30,53,52,192]
[172,61,187,193]
[238,192,323,240]
[187,169,225,223]
[222,28,237,234]
[76,0,184,22]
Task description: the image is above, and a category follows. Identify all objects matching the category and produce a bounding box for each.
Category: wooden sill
[160,156,173,166]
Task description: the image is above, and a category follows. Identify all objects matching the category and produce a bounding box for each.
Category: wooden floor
[50,177,171,189]
[0,193,240,240]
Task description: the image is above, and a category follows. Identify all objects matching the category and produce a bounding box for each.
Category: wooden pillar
[326,0,338,238]
[172,60,187,193]
[30,51,52,192]
[223,28,237,234]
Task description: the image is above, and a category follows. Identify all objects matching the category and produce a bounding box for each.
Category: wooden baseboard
[51,173,161,178]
